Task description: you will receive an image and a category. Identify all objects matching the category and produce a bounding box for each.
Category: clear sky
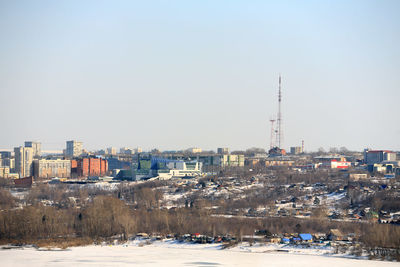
[0,0,399,152]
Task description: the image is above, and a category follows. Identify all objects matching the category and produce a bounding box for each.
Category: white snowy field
[1,241,398,267]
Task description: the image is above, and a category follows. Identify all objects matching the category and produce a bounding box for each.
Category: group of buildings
[0,141,247,181]
[0,141,107,180]
[0,140,399,181]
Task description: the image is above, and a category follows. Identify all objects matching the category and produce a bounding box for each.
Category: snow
[1,240,398,267]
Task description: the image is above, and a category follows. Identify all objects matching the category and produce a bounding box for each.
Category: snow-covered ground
[1,240,398,267]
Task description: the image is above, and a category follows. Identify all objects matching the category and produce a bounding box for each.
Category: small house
[327,229,343,241]
[299,233,313,242]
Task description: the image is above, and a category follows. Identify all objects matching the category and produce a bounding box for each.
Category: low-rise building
[315,156,351,169]
[133,157,203,180]
[197,154,245,167]
[349,173,369,181]
[264,158,295,167]
[156,160,203,180]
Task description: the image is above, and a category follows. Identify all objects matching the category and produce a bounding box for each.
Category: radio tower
[269,118,275,149]
[277,75,282,149]
[267,75,285,157]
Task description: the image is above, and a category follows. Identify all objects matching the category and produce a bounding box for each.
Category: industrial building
[198,154,245,167]
[314,156,351,169]
[131,157,203,180]
[155,160,202,180]
[364,149,397,165]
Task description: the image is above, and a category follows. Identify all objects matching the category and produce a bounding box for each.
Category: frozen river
[1,242,398,267]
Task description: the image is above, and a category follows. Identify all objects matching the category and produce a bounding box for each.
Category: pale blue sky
[0,0,399,152]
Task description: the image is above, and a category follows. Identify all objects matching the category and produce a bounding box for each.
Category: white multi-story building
[66,140,83,157]
[14,146,34,177]
[24,141,41,157]
[107,147,117,155]
[33,159,71,178]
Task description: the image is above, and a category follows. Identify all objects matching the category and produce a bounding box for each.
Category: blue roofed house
[299,233,313,243]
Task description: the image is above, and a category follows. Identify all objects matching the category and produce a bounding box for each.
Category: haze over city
[1,0,399,152]
[2,1,400,266]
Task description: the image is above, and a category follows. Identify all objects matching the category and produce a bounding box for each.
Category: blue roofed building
[299,233,313,242]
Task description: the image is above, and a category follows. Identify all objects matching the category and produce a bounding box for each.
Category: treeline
[1,193,400,251]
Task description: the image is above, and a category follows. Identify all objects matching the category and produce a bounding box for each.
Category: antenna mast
[269,118,276,149]
[277,75,282,149]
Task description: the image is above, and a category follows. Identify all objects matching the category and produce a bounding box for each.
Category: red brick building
[71,158,108,178]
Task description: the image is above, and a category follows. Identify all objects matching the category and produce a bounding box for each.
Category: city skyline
[1,1,399,152]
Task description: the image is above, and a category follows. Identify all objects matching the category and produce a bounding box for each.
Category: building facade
[107,147,117,155]
[24,141,41,157]
[197,154,245,167]
[66,140,83,157]
[217,148,229,154]
[0,167,10,178]
[1,158,15,172]
[364,150,397,165]
[33,159,71,178]
[72,157,108,177]
[314,156,351,169]
[120,147,133,155]
[14,146,33,178]
[0,151,12,159]
[290,146,302,155]
[187,147,202,153]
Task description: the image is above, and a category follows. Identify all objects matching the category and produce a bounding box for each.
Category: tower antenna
[277,75,282,149]
[269,118,276,149]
